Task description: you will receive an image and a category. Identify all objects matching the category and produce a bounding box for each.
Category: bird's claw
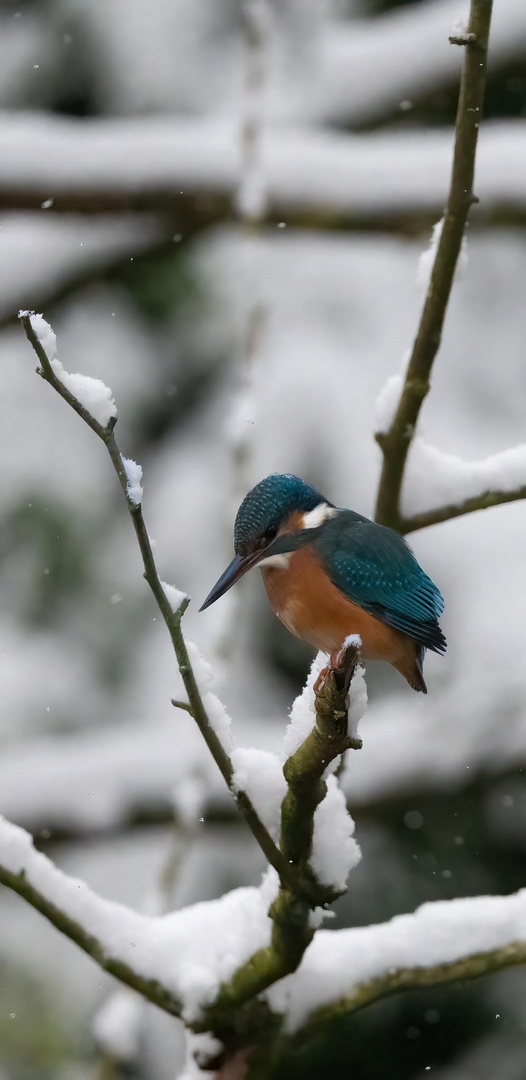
[313,647,351,695]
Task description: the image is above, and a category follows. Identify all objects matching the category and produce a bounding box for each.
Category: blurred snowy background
[1,0,526,1077]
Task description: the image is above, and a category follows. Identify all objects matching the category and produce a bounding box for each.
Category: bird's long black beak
[199,551,262,611]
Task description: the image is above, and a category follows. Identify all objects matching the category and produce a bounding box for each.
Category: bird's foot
[313,648,349,695]
[314,642,362,696]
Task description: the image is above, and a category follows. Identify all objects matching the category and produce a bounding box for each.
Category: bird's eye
[263,523,278,546]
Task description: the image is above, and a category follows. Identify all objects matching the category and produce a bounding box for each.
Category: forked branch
[374,0,493,531]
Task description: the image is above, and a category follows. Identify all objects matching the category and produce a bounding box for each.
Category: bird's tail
[412,644,427,693]
[395,643,428,693]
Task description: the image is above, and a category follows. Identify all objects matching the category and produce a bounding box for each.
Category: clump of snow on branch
[232,747,286,839]
[93,989,143,1063]
[347,663,368,739]
[283,648,367,758]
[402,439,526,517]
[450,16,468,37]
[416,218,468,290]
[27,312,118,428]
[269,888,526,1032]
[374,353,409,436]
[160,580,188,614]
[283,653,327,759]
[0,814,276,1022]
[186,641,233,753]
[25,311,57,358]
[310,775,361,891]
[121,456,143,505]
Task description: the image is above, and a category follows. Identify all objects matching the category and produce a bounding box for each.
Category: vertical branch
[216,0,272,663]
[374,0,493,530]
[231,0,271,493]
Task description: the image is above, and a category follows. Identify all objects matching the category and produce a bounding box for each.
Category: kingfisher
[200,474,446,692]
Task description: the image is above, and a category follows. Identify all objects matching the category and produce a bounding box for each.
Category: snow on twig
[19,311,289,886]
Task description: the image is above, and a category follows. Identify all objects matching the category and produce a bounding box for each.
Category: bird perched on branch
[200,474,446,692]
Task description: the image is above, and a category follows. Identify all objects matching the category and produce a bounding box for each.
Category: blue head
[200,473,328,610]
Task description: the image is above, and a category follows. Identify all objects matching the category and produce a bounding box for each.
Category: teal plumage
[201,473,446,692]
[311,511,446,655]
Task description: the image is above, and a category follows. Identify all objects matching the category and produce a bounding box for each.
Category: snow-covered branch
[375,0,493,531]
[400,439,526,533]
[3,114,526,228]
[2,812,526,1061]
[18,311,289,888]
[209,644,365,1018]
[0,815,182,1018]
[271,889,526,1039]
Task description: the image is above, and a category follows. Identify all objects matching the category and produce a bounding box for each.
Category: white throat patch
[302,502,339,529]
[258,552,291,570]
[258,552,292,570]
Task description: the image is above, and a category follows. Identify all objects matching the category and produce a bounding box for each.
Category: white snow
[283,653,327,759]
[283,650,367,758]
[0,814,277,1022]
[232,747,286,839]
[268,888,526,1031]
[342,634,362,651]
[186,641,233,753]
[51,358,118,427]
[310,775,361,891]
[347,664,368,740]
[121,456,143,505]
[374,354,409,436]
[161,580,188,614]
[27,311,57,359]
[416,218,468,289]
[4,114,526,221]
[3,814,526,1035]
[93,989,143,1062]
[25,312,118,427]
[417,217,444,287]
[402,438,526,518]
[450,17,468,39]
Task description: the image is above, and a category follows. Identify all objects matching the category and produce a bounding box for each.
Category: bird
[200,473,446,692]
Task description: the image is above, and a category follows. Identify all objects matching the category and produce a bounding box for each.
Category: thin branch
[19,313,290,888]
[0,862,181,1017]
[374,0,493,530]
[400,483,526,534]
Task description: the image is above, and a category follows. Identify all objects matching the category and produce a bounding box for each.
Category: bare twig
[374,0,493,531]
[19,312,290,888]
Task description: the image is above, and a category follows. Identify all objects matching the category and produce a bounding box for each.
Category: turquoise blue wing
[316,512,446,654]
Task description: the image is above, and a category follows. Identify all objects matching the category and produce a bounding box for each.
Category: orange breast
[260,545,410,664]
